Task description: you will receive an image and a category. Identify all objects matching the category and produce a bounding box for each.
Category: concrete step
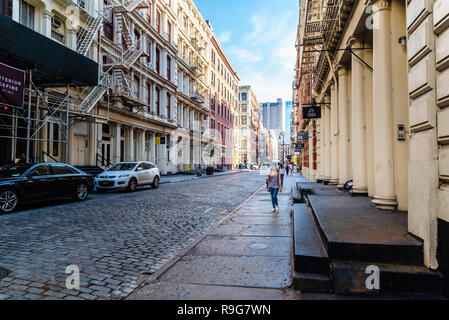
[331,261,445,295]
[293,204,329,275]
[296,182,314,201]
[291,185,302,204]
[293,271,331,293]
[308,195,424,266]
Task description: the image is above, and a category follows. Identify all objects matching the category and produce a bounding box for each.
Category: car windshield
[0,163,32,178]
[107,163,138,172]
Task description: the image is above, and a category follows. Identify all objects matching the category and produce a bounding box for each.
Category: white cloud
[230,48,263,63]
[218,31,232,43]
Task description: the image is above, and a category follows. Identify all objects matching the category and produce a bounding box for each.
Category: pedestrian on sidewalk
[267,165,282,213]
[285,163,290,177]
[279,164,286,187]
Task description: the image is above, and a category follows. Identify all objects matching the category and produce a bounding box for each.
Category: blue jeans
[269,188,279,209]
[280,174,285,186]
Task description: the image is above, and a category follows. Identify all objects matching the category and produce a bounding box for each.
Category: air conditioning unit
[52,17,62,28]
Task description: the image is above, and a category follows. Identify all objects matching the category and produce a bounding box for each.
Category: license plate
[101,181,110,186]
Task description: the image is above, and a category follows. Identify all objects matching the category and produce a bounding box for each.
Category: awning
[0,14,98,88]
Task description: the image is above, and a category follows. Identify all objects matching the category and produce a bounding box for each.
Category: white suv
[95,162,160,193]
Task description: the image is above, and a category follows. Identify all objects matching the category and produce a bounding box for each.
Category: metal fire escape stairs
[297,0,344,89]
[76,0,148,114]
[102,0,149,105]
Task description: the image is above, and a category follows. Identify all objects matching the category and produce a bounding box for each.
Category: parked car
[0,162,94,214]
[95,161,160,193]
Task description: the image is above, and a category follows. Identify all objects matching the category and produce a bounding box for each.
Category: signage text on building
[0,62,25,108]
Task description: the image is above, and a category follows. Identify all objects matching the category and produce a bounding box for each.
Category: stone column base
[372,196,398,210]
[350,188,368,197]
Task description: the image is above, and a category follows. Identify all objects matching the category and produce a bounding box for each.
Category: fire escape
[105,0,149,110]
[189,37,206,106]
[73,0,149,115]
[297,0,344,91]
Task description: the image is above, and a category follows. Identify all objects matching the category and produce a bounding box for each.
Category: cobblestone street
[0,171,266,300]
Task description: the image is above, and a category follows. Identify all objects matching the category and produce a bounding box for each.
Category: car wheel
[0,189,19,214]
[127,178,137,192]
[74,183,89,201]
[151,176,160,189]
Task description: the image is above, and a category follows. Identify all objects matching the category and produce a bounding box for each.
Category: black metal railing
[96,153,113,169]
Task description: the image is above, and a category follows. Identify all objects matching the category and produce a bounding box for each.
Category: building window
[167,56,171,81]
[241,92,247,101]
[103,0,113,41]
[167,21,172,42]
[211,96,215,112]
[147,2,151,24]
[104,20,113,41]
[1,0,12,17]
[156,48,160,74]
[155,87,160,115]
[51,30,64,44]
[147,81,152,106]
[19,0,34,30]
[145,39,152,66]
[156,10,161,33]
[167,93,171,119]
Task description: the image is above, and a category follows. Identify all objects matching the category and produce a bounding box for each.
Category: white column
[112,123,121,164]
[308,126,314,181]
[324,95,331,181]
[364,49,375,197]
[88,122,97,165]
[159,135,168,174]
[67,29,78,51]
[138,130,146,161]
[372,0,397,210]
[337,66,351,188]
[67,125,75,165]
[12,0,19,22]
[41,10,52,37]
[350,38,368,195]
[330,83,339,185]
[318,104,324,181]
[150,133,156,163]
[126,127,134,162]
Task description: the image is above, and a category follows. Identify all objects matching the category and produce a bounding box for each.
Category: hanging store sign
[294,142,305,153]
[155,137,166,145]
[297,131,309,141]
[0,62,25,108]
[302,106,321,119]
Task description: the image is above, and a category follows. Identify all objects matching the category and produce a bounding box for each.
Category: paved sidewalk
[160,169,250,184]
[128,175,300,300]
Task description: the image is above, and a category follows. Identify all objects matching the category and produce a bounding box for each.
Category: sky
[194,0,298,104]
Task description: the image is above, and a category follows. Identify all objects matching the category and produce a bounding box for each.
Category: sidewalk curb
[159,170,250,185]
[125,184,265,300]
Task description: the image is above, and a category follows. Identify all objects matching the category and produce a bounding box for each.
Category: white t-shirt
[279,168,286,175]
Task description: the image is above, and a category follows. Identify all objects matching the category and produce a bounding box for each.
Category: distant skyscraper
[285,101,292,142]
[259,99,283,139]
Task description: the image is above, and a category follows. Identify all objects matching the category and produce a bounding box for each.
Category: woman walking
[267,165,282,213]
[279,164,286,187]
